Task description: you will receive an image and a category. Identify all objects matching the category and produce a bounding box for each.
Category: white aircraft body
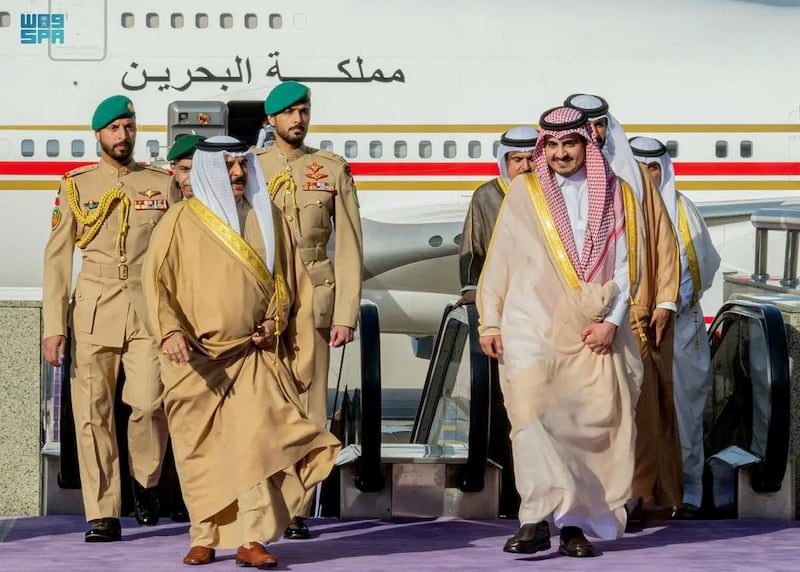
[1,0,799,335]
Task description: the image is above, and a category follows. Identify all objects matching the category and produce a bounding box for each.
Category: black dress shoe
[85,518,122,542]
[559,526,597,557]
[503,521,551,554]
[283,516,311,540]
[672,503,702,520]
[132,479,160,526]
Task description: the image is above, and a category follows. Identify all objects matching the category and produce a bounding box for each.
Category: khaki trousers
[70,316,168,521]
[295,327,331,516]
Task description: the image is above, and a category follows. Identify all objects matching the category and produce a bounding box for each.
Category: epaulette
[313,149,346,165]
[254,146,273,156]
[65,163,98,178]
[141,163,171,175]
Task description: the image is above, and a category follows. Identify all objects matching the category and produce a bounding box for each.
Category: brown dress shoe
[235,542,277,568]
[183,546,215,565]
[503,521,551,554]
[559,526,598,557]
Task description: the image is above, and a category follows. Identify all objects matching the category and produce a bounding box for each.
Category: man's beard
[101,140,133,162]
[276,124,306,146]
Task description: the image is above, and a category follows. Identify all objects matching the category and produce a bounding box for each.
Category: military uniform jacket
[43,159,173,347]
[256,145,363,330]
[459,177,507,290]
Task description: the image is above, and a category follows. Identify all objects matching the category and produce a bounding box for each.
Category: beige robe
[477,173,643,539]
[628,164,683,511]
[142,198,340,548]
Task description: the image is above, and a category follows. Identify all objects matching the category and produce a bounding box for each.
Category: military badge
[134,199,168,210]
[127,101,135,112]
[305,161,328,182]
[83,200,99,210]
[51,207,62,230]
[138,189,161,198]
[344,163,359,206]
[303,182,335,192]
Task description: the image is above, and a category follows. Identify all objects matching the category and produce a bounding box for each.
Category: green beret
[264,81,310,115]
[91,95,135,131]
[167,134,206,162]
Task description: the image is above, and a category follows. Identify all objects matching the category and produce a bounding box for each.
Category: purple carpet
[0,516,797,571]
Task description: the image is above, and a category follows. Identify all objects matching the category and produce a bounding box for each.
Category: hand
[161,331,192,364]
[251,319,277,349]
[455,290,476,306]
[43,335,66,367]
[650,308,672,348]
[479,334,503,359]
[580,321,617,355]
[329,325,354,347]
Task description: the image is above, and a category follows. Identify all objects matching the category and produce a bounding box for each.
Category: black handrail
[355,300,385,492]
[459,304,491,492]
[411,302,458,443]
[708,300,790,492]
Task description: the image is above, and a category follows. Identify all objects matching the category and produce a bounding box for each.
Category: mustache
[231,177,246,185]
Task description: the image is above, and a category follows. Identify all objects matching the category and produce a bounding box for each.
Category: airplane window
[468,140,481,158]
[196,13,209,29]
[394,141,407,159]
[369,141,383,159]
[740,140,753,158]
[244,14,258,29]
[492,140,500,158]
[171,14,184,29]
[71,140,85,158]
[320,140,333,152]
[715,140,728,159]
[269,14,283,29]
[46,140,60,158]
[121,13,134,28]
[146,13,159,28]
[419,141,432,159]
[220,14,233,29]
[146,140,160,159]
[21,140,34,158]
[0,12,10,28]
[443,140,457,159]
[345,140,358,159]
[666,140,679,158]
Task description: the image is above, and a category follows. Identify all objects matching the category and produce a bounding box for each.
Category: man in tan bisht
[142,136,340,568]
[478,106,644,558]
[256,81,363,539]
[565,94,683,520]
[631,136,721,517]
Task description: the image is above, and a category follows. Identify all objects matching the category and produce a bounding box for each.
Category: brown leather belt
[82,260,142,280]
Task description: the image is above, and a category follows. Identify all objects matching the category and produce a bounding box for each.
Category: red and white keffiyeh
[533,107,625,285]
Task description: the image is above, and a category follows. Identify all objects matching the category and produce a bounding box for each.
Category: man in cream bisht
[478,107,643,558]
[631,136,721,516]
[142,136,340,568]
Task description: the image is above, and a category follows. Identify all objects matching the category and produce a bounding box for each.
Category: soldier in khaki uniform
[167,133,205,200]
[42,95,172,542]
[256,81,362,539]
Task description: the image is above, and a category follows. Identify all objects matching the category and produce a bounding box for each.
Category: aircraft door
[166,101,228,146]
[48,0,107,61]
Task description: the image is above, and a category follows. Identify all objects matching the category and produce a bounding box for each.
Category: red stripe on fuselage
[0,161,798,178]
